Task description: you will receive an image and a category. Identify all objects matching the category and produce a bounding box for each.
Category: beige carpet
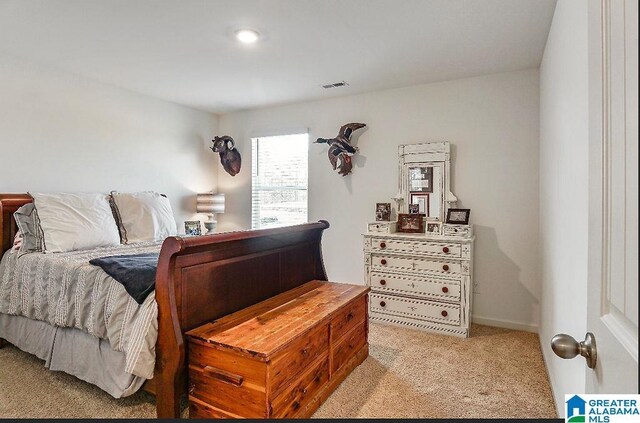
[0,323,556,419]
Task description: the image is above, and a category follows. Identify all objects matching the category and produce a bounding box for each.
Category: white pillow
[30,193,121,253]
[111,191,177,243]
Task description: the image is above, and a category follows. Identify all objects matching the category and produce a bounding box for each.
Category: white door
[586,0,638,393]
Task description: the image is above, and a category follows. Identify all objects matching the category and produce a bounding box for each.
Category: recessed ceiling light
[235,29,260,44]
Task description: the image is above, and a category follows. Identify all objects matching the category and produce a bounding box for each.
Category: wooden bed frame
[0,193,330,418]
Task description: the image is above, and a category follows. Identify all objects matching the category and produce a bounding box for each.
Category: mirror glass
[406,165,442,219]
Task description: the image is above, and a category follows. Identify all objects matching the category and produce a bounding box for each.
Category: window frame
[250,132,309,230]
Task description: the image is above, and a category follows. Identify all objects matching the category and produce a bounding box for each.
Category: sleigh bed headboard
[0,194,33,256]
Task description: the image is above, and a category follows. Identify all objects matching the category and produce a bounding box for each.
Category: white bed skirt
[0,313,146,398]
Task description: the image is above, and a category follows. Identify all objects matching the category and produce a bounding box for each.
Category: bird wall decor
[211,135,242,176]
[315,122,366,176]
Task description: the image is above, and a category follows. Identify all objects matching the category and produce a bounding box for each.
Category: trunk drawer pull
[203,366,244,387]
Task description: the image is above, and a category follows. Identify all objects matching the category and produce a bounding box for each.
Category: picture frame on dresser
[445,208,470,225]
[426,222,441,235]
[396,213,424,233]
[375,203,391,221]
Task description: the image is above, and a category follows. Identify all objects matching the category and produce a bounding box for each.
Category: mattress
[0,242,162,379]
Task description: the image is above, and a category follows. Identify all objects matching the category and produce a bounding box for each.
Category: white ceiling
[0,0,556,113]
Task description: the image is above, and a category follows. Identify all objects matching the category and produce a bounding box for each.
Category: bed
[0,193,330,418]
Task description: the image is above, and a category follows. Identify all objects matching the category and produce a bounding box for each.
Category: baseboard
[539,340,562,417]
[471,315,538,333]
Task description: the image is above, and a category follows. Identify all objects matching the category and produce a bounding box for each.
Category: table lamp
[197,192,225,234]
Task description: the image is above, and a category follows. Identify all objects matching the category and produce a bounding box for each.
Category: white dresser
[364,232,474,337]
[364,141,474,337]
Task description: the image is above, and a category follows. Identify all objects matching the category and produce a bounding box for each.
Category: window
[251,133,308,229]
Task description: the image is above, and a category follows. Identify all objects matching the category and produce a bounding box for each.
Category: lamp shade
[197,193,225,214]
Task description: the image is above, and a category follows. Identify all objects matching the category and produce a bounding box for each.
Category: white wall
[0,54,219,227]
[218,69,541,330]
[539,0,589,415]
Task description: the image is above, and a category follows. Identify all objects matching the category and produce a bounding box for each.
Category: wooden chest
[185,280,370,419]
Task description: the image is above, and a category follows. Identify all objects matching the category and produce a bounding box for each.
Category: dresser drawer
[369,292,461,326]
[367,222,396,233]
[369,271,460,301]
[442,224,472,237]
[371,253,462,275]
[371,237,462,258]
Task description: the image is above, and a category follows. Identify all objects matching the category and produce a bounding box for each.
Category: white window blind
[251,133,308,229]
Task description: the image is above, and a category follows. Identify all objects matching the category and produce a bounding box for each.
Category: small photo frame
[445,208,471,225]
[408,204,420,214]
[184,220,202,236]
[397,213,424,233]
[410,193,430,215]
[426,222,441,235]
[375,203,391,221]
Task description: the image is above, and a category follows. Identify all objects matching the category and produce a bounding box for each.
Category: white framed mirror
[398,141,457,221]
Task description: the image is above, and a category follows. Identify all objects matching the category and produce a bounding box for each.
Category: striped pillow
[13,203,45,256]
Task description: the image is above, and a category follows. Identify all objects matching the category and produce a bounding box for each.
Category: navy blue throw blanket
[89,253,159,304]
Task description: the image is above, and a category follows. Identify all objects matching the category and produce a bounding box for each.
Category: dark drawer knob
[380,279,386,285]
[381,259,387,265]
[442,264,449,271]
[380,242,386,248]
[442,247,450,253]
[442,287,449,293]
[441,310,448,317]
[380,301,386,307]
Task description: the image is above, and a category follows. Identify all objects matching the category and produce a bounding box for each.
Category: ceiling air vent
[321,81,349,89]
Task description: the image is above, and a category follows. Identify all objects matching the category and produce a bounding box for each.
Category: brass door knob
[551,332,597,369]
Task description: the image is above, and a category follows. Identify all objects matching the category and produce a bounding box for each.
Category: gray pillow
[14,203,44,256]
